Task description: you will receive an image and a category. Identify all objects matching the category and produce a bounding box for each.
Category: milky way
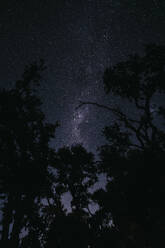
[71,105,89,144]
[0,0,165,155]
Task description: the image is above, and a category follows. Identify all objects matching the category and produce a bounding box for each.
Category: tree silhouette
[54,145,97,212]
[79,44,165,247]
[43,144,98,248]
[1,44,165,248]
[0,61,58,247]
[45,211,91,248]
[0,62,98,248]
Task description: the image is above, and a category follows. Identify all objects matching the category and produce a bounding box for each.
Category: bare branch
[77,101,146,148]
[76,101,140,124]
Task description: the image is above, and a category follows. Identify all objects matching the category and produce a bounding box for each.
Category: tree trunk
[10,207,23,247]
[1,196,13,244]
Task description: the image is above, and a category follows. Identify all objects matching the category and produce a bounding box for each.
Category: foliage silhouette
[43,144,98,247]
[0,62,98,248]
[54,145,97,211]
[88,44,165,248]
[1,44,165,248]
[0,61,58,247]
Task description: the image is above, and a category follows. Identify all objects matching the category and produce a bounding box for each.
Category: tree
[44,144,98,248]
[54,145,97,212]
[45,212,91,248]
[0,62,98,248]
[79,44,165,247]
[0,61,58,247]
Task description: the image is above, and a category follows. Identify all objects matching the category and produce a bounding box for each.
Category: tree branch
[76,101,140,124]
[77,101,146,148]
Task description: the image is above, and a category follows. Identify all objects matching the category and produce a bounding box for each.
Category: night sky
[0,0,165,155]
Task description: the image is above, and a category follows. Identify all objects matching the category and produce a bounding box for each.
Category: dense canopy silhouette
[0,44,165,247]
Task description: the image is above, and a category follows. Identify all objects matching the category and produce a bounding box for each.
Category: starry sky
[0,0,165,155]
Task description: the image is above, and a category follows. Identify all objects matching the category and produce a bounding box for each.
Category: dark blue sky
[0,0,165,154]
